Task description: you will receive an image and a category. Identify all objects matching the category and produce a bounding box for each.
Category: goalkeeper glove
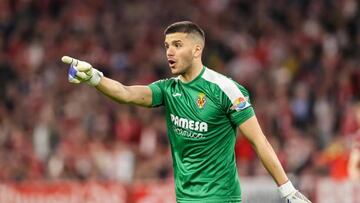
[61,56,103,86]
[279,181,312,203]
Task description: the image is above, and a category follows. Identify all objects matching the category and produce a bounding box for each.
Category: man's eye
[175,44,181,48]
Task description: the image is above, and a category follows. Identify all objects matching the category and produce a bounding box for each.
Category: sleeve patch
[230,96,251,111]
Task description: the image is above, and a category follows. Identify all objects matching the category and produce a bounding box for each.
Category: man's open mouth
[168,59,176,66]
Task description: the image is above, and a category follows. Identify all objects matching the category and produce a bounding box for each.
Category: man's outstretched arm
[239,116,311,203]
[61,56,153,107]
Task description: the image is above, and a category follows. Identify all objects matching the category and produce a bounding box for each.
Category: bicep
[238,115,266,146]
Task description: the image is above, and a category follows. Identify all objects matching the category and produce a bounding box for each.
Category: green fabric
[148,67,254,202]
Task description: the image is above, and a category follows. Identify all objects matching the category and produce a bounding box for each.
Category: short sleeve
[148,79,166,107]
[222,84,255,126]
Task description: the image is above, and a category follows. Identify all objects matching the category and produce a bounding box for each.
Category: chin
[170,70,180,75]
[170,67,181,75]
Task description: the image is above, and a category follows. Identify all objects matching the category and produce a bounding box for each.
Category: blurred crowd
[0,0,359,198]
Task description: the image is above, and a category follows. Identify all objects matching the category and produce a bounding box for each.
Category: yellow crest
[196,93,206,109]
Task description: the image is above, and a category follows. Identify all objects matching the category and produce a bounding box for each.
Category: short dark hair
[164,21,205,42]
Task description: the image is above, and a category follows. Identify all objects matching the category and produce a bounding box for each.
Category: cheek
[176,49,194,68]
[178,57,190,69]
[181,49,194,62]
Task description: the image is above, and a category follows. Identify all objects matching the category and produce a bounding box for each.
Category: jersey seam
[200,77,231,114]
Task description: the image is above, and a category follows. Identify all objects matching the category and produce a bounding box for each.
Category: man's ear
[193,44,202,58]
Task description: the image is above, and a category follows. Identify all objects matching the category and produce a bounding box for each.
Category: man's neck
[180,61,204,83]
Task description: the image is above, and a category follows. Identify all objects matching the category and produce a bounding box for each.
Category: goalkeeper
[61,21,311,203]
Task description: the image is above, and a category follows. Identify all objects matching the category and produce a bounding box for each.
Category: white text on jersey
[170,114,208,132]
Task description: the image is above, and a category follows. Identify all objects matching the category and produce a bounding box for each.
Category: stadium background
[0,0,359,202]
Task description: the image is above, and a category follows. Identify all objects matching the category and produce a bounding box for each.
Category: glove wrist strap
[278,180,296,197]
[88,69,103,86]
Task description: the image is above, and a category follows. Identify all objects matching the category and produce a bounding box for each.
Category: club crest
[196,93,206,109]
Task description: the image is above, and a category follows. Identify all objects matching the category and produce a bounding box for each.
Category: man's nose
[167,47,175,57]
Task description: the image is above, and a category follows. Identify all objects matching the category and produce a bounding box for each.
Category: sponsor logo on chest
[170,114,208,132]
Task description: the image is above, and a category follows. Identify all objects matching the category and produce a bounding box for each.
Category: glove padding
[61,56,103,86]
[285,191,312,203]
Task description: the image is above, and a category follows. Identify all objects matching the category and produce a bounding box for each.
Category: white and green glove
[61,56,103,86]
[279,181,312,203]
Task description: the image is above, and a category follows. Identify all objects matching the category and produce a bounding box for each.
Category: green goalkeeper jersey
[149,67,254,203]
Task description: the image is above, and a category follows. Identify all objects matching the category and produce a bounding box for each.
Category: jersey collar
[179,66,206,86]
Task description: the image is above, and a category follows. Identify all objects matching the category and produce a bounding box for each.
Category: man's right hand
[61,56,103,86]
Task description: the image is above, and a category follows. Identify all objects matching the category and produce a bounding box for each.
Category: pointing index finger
[61,56,79,66]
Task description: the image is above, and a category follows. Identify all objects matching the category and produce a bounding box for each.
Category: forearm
[240,116,311,202]
[95,77,152,107]
[239,116,288,185]
[95,76,132,104]
[252,137,288,186]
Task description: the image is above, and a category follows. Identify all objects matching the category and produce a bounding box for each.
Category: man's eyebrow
[171,40,182,43]
[165,40,182,44]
